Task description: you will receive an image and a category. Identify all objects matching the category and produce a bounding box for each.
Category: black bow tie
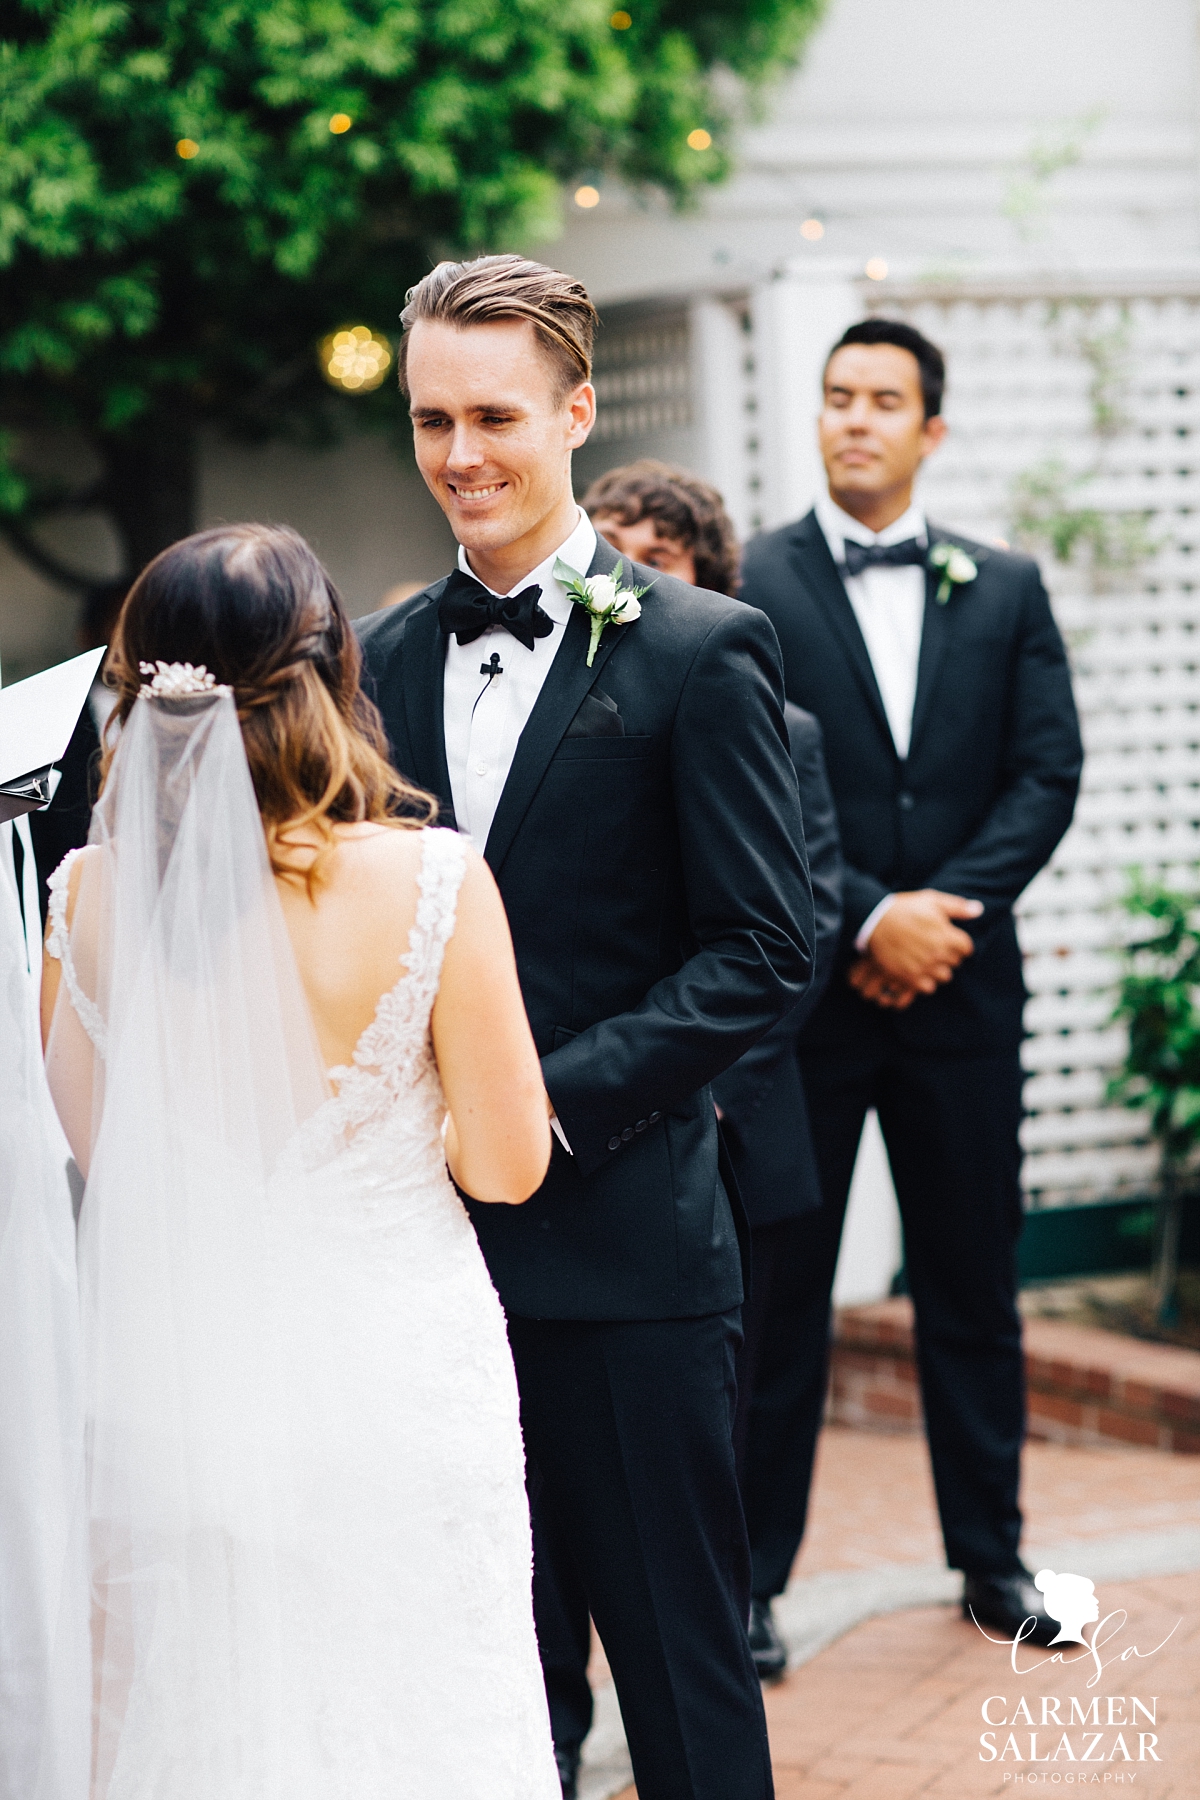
[437,569,555,650]
[841,538,927,578]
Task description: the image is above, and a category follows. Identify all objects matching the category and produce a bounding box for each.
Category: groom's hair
[398,255,598,400]
[826,318,946,419]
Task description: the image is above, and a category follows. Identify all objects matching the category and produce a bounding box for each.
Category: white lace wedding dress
[45,819,559,1798]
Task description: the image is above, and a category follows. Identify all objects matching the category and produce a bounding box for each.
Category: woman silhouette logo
[1033,1569,1100,1645]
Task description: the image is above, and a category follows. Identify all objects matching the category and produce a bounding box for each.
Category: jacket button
[608,1136,622,1152]
[621,1127,634,1142]
[898,792,915,811]
[648,1111,661,1123]
[635,1120,647,1132]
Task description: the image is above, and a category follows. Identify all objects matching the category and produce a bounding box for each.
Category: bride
[36,523,561,1797]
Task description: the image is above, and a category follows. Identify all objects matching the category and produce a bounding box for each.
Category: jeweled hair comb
[138,661,232,700]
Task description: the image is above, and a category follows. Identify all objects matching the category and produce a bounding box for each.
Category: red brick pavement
[615,1572,1198,1798]
[610,1425,1200,1798]
[795,1426,1200,1577]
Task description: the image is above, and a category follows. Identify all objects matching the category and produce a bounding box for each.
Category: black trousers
[739,1047,1027,1600]
[509,1311,774,1800]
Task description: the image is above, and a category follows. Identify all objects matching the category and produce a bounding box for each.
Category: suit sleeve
[840,866,893,941]
[541,607,815,1176]
[710,709,842,1124]
[926,568,1082,908]
[787,711,843,1005]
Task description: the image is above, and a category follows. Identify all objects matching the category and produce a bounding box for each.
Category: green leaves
[1108,875,1200,1167]
[0,0,823,576]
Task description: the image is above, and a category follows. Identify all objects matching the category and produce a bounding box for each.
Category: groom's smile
[450,481,507,500]
[406,315,596,593]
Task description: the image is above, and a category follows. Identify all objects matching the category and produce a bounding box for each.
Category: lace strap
[46,848,108,1056]
[402,829,468,1012]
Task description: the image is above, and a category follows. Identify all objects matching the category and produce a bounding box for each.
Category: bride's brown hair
[103,523,434,886]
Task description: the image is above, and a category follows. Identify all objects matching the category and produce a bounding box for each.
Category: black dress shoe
[963,1566,1060,1648]
[748,1596,788,1681]
[554,1744,580,1800]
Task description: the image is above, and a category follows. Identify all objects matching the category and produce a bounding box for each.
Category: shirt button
[621,1127,634,1142]
[475,761,488,776]
[898,792,915,811]
[608,1136,622,1152]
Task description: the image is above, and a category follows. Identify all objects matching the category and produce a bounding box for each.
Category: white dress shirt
[443,509,596,850]
[443,511,596,1158]
[814,490,928,951]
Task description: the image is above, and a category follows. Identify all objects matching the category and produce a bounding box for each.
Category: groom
[359,255,813,1800]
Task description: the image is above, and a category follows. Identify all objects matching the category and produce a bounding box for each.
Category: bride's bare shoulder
[323,823,492,922]
[49,843,103,930]
[329,823,477,886]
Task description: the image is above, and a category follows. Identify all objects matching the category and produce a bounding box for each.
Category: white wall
[0,433,455,683]
[199,435,456,619]
[548,0,1199,304]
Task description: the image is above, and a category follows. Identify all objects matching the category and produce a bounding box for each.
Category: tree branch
[29,479,108,518]
[0,519,110,593]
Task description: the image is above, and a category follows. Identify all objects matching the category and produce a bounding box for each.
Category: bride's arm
[432,851,551,1205]
[41,849,99,1172]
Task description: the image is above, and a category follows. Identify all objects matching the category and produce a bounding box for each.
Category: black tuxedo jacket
[28,702,101,926]
[739,509,1082,1056]
[358,534,814,1321]
[710,704,843,1226]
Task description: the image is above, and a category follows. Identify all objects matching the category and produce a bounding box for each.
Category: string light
[800,217,824,241]
[687,129,712,151]
[329,113,353,134]
[319,326,393,393]
[610,10,632,27]
[574,185,600,209]
[865,257,889,281]
[175,139,199,160]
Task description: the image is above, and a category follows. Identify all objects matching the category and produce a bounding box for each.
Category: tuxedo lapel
[907,528,957,759]
[399,593,456,821]
[786,514,894,754]
[483,536,628,877]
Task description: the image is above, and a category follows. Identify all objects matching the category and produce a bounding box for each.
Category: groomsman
[582,458,742,596]
[739,318,1083,1652]
[359,256,814,1800]
[580,462,844,1687]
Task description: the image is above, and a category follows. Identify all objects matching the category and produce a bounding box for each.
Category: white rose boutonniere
[928,541,978,604]
[555,558,648,666]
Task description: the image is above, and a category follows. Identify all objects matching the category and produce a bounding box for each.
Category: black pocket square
[565,688,624,738]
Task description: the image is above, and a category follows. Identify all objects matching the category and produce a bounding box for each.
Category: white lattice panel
[589,306,693,443]
[573,301,702,500]
[873,284,1200,1208]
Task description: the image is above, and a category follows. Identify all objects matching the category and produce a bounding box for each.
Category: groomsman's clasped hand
[848,885,982,1008]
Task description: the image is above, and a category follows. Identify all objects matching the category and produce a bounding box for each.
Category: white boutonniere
[555,558,648,667]
[928,542,978,604]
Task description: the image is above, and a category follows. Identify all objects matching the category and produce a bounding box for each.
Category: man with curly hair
[583,460,742,597]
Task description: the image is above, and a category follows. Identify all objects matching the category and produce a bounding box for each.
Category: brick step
[828,1297,1200,1453]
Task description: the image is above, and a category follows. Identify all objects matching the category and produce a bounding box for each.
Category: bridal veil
[39,683,331,1796]
[0,824,88,1800]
